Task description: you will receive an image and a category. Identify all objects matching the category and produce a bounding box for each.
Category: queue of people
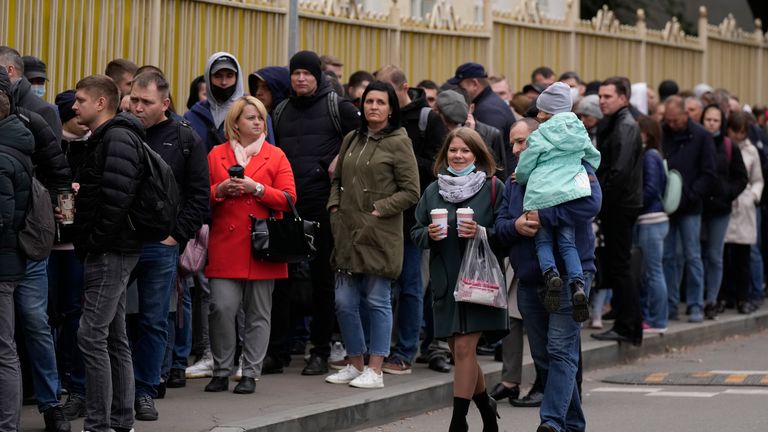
[1,42,768,432]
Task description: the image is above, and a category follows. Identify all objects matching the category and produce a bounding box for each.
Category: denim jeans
[0,281,20,432]
[47,250,86,397]
[14,258,61,412]
[390,240,423,363]
[663,214,705,315]
[750,208,765,302]
[78,252,140,432]
[164,276,192,374]
[335,273,392,358]
[634,222,669,328]
[518,272,593,432]
[701,214,730,305]
[535,225,583,283]
[128,242,179,398]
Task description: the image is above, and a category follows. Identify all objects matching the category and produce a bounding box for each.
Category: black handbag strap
[264,191,300,220]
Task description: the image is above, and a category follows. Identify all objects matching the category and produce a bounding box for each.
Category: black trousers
[721,243,751,304]
[599,206,642,340]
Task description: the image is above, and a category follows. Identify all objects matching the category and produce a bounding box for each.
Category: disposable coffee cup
[430,208,448,239]
[456,207,474,237]
[57,189,75,225]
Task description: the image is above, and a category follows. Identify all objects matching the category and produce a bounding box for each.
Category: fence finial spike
[699,6,707,19]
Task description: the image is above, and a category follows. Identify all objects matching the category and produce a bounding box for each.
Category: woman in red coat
[204,96,296,394]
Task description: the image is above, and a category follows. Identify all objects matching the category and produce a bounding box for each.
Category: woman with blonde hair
[411,127,508,431]
[204,96,296,394]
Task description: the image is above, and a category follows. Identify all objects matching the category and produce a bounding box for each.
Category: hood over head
[204,52,245,128]
[248,66,291,109]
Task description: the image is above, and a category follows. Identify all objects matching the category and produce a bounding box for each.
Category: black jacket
[274,82,360,215]
[661,119,717,215]
[596,106,644,209]
[475,120,506,178]
[703,134,748,216]
[145,118,209,246]
[16,107,72,204]
[472,85,514,148]
[0,115,34,281]
[73,113,146,257]
[13,77,63,143]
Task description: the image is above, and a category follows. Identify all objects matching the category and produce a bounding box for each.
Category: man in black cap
[0,46,62,142]
[272,50,360,376]
[23,55,48,98]
[448,62,515,177]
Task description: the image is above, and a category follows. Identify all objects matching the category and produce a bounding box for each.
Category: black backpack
[127,136,181,242]
[0,146,55,260]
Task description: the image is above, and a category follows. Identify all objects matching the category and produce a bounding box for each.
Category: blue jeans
[750,208,764,302]
[663,214,705,315]
[536,225,583,284]
[15,258,61,412]
[128,242,179,398]
[0,281,20,432]
[701,214,730,305]
[390,240,423,363]
[518,272,593,432]
[635,222,669,328]
[164,276,193,374]
[335,273,392,358]
[47,250,86,397]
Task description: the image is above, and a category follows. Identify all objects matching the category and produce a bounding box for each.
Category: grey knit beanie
[536,82,573,115]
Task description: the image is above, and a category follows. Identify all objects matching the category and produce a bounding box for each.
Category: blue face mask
[31,84,45,98]
[448,163,476,177]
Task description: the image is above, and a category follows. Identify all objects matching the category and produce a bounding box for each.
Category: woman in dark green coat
[411,127,508,432]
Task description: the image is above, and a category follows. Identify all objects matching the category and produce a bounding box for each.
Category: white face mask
[31,84,45,98]
[569,87,579,103]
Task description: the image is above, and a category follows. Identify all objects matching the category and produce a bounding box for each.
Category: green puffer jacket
[515,112,601,211]
[327,127,420,279]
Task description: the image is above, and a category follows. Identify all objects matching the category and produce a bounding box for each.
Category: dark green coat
[411,174,509,339]
[328,128,420,279]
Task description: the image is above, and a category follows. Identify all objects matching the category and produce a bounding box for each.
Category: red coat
[206,142,297,280]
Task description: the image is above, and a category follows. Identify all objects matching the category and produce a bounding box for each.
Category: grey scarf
[438,171,487,203]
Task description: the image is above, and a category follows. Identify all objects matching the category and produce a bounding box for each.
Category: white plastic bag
[454,226,507,309]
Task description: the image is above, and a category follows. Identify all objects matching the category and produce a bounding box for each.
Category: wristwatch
[254,183,265,197]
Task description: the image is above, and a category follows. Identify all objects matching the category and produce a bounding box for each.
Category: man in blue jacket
[661,96,717,322]
[496,121,602,432]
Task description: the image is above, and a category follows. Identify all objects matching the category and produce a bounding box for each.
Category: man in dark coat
[591,76,644,345]
[0,87,34,432]
[661,95,717,322]
[72,75,145,432]
[272,50,360,375]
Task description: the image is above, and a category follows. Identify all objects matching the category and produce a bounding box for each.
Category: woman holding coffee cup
[411,127,508,432]
[325,81,420,389]
[205,96,296,394]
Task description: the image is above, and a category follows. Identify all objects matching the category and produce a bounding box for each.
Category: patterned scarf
[438,171,487,203]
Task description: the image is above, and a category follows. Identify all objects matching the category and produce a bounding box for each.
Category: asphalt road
[355,329,768,432]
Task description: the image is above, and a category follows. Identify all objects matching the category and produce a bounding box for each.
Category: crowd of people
[0,43,767,432]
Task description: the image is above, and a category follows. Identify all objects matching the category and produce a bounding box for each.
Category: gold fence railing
[1,0,767,110]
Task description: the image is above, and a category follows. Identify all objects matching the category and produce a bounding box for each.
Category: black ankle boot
[542,269,563,312]
[472,391,500,432]
[570,280,589,322]
[449,397,470,432]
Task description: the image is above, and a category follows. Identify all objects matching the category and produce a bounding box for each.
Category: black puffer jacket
[16,107,72,204]
[596,106,643,209]
[274,82,360,216]
[401,87,446,191]
[13,77,63,143]
[73,113,145,258]
[703,133,748,216]
[0,115,34,281]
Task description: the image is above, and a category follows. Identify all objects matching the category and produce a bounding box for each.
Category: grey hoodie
[204,52,245,129]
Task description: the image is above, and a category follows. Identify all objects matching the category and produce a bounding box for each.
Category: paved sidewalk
[20,307,768,432]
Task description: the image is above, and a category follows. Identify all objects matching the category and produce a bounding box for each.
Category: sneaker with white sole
[329,341,347,363]
[349,367,384,388]
[185,352,213,379]
[325,365,363,384]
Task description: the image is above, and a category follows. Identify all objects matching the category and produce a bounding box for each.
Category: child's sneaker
[570,281,589,323]
[543,269,563,312]
[325,364,364,384]
[349,367,384,389]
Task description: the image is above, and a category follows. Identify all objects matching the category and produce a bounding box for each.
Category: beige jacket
[725,139,764,244]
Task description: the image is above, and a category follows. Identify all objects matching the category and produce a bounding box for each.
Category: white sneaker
[231,355,243,381]
[589,318,603,329]
[643,327,668,334]
[349,367,384,389]
[185,352,213,378]
[329,341,347,363]
[325,364,363,384]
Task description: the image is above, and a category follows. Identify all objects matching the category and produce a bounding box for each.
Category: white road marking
[646,391,719,398]
[591,387,663,393]
[722,389,768,395]
[708,370,768,374]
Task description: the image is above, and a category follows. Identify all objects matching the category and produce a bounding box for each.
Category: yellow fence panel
[646,43,703,92]
[494,23,571,90]
[400,31,489,85]
[708,39,762,102]
[575,34,643,84]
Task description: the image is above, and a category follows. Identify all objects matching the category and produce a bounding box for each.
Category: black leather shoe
[302,354,328,375]
[590,329,631,343]
[155,380,166,399]
[510,389,544,407]
[489,383,520,402]
[262,355,284,375]
[167,368,186,388]
[537,423,556,432]
[61,394,85,420]
[134,395,158,421]
[43,405,71,431]
[429,354,452,373]
[601,310,617,321]
[204,376,229,392]
[233,377,256,394]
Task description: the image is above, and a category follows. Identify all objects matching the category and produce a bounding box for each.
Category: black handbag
[249,192,320,263]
